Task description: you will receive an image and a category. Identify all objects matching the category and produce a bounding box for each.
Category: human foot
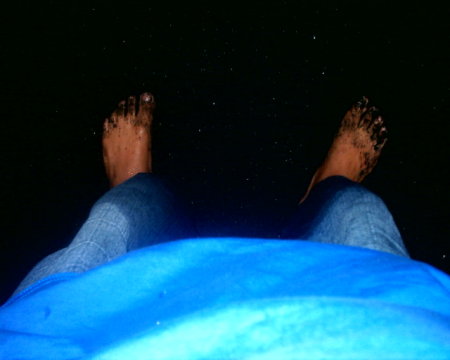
[102,92,155,187]
[300,97,387,203]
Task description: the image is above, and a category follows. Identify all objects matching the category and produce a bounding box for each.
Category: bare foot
[300,97,387,203]
[102,92,155,187]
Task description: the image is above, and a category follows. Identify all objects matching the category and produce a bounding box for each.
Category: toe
[115,100,126,118]
[360,106,380,128]
[139,92,155,122]
[104,114,118,137]
[369,106,381,123]
[128,96,136,117]
[359,108,372,128]
[371,122,388,151]
[374,138,387,151]
[350,96,369,121]
[369,116,383,138]
[103,118,112,136]
[356,96,369,109]
[374,126,388,151]
[141,92,154,103]
[139,92,156,116]
[353,96,369,113]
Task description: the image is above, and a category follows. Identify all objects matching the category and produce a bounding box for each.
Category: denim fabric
[15,174,408,295]
[14,173,196,294]
[282,176,409,257]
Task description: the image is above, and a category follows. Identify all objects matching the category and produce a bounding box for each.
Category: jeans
[281,176,409,257]
[14,174,408,295]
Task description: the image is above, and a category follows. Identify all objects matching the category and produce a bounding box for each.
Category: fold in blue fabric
[1,238,450,359]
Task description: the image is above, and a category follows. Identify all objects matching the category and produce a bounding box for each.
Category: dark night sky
[1,2,449,303]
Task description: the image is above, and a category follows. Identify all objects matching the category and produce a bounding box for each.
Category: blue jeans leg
[282,176,409,257]
[14,173,196,294]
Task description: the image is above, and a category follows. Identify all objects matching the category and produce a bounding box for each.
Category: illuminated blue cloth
[1,238,450,359]
[2,174,449,357]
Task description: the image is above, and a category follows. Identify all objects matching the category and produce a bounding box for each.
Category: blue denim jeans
[14,174,197,294]
[281,176,408,257]
[14,174,408,294]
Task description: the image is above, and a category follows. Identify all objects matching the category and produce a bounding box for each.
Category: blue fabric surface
[1,238,450,359]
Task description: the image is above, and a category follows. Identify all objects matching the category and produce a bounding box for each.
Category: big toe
[139,92,155,114]
[355,96,369,109]
[352,96,369,115]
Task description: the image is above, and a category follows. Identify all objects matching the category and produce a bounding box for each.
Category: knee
[334,182,384,209]
[328,183,391,226]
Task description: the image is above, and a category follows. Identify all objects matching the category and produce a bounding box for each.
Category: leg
[282,176,408,257]
[14,93,196,294]
[282,97,408,257]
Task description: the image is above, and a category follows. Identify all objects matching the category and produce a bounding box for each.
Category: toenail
[356,96,369,108]
[142,93,153,103]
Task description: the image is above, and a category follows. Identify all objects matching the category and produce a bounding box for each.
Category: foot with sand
[102,92,155,187]
[301,97,388,203]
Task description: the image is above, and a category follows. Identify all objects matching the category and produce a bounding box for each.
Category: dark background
[1,1,449,303]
